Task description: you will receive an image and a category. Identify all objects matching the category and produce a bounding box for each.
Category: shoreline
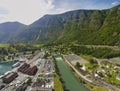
[0,61,17,76]
[0,60,17,64]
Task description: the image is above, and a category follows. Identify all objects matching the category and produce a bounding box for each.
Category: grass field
[80,54,93,61]
[85,83,108,91]
[54,73,64,91]
[0,44,10,48]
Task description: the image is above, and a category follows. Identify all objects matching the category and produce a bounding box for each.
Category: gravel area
[64,54,89,65]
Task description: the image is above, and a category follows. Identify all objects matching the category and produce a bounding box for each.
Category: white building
[81,65,87,71]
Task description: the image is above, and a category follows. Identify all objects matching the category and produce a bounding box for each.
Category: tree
[90,59,98,64]
[75,62,80,68]
[26,77,32,85]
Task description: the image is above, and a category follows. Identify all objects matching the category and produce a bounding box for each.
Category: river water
[0,61,15,75]
[54,55,89,91]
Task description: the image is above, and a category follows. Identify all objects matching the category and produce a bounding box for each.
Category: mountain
[0,22,26,43]
[0,5,120,45]
[58,5,120,45]
[9,15,64,43]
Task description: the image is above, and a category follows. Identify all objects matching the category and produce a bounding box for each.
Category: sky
[0,0,120,25]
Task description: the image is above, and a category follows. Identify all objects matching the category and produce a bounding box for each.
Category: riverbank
[52,53,64,91]
[0,61,16,75]
[53,54,88,91]
[54,73,64,91]
[62,54,117,91]
[0,60,16,64]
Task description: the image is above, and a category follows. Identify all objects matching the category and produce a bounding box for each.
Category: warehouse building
[2,72,18,84]
[18,63,38,76]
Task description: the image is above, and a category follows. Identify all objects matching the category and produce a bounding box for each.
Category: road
[28,52,44,64]
[26,58,54,91]
[79,45,120,50]
[1,51,44,91]
[26,59,45,91]
[63,55,115,91]
[63,55,92,83]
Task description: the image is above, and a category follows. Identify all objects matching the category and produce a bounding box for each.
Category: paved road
[63,55,92,83]
[63,55,116,91]
[26,58,54,91]
[79,45,120,50]
[1,52,44,91]
[26,59,45,91]
[28,52,44,64]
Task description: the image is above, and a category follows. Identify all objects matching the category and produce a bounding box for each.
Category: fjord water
[55,56,89,91]
[0,62,15,75]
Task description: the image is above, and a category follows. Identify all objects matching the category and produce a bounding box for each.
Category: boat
[12,62,20,68]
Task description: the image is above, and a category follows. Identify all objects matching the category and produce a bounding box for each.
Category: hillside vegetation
[0,5,120,45]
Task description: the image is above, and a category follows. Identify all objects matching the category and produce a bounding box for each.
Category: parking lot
[64,54,89,65]
[26,58,54,91]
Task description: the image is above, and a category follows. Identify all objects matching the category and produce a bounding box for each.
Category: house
[116,75,120,80]
[94,73,99,77]
[81,65,87,71]
[100,61,107,67]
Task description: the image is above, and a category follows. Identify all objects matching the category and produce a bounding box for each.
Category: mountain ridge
[0,5,119,45]
[0,22,26,43]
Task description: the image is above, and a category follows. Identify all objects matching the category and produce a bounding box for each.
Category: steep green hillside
[57,5,120,45]
[0,22,26,43]
[94,6,120,45]
[11,10,108,44]
[57,10,108,44]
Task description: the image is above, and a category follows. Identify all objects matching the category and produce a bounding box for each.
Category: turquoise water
[0,62,15,75]
[55,56,89,91]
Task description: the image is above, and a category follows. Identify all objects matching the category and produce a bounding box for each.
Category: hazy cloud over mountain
[0,0,119,25]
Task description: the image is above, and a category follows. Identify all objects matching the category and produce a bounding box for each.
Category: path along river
[54,54,89,91]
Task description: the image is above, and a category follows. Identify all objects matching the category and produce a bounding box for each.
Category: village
[64,54,120,91]
[0,50,54,91]
[0,48,120,91]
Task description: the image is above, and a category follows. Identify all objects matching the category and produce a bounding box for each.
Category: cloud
[0,0,119,24]
[0,0,55,24]
[0,16,4,20]
[0,8,9,14]
[112,1,120,6]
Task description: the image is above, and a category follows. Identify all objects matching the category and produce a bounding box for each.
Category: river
[54,55,89,91]
[0,61,16,75]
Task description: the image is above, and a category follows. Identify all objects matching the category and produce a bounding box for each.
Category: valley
[0,44,120,91]
[0,2,119,91]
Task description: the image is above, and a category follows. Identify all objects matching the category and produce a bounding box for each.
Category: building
[31,87,52,91]
[18,63,38,75]
[18,63,30,73]
[81,65,87,71]
[2,72,18,84]
[100,61,107,67]
[116,75,120,80]
[26,66,38,75]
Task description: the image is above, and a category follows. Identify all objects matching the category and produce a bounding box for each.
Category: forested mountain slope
[0,22,26,43]
[0,5,120,45]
